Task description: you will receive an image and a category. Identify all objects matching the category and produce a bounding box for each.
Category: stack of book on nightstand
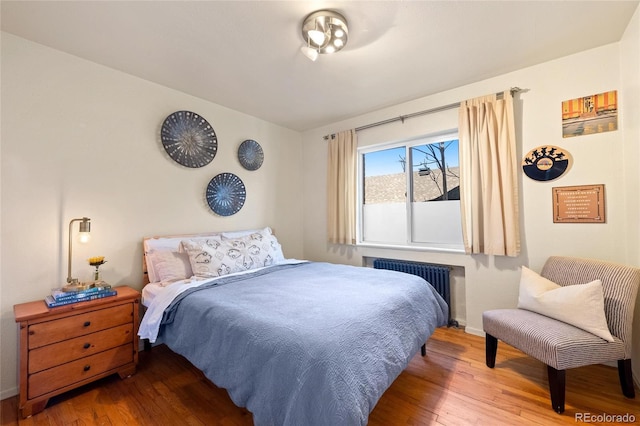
[45,283,116,308]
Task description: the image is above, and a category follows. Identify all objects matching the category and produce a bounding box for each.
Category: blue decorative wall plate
[238,139,264,171]
[161,111,217,168]
[206,173,246,216]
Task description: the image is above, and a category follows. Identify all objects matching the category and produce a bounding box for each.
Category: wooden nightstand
[13,286,140,418]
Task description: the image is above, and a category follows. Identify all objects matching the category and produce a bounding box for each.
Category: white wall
[302,41,639,375]
[621,5,640,385]
[2,12,639,401]
[0,33,304,398]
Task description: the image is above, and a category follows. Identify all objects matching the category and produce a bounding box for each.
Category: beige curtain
[327,129,357,245]
[458,91,520,256]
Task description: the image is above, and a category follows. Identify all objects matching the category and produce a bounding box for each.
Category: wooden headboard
[142,244,152,285]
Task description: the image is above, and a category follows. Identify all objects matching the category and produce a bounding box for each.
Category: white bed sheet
[141,282,165,307]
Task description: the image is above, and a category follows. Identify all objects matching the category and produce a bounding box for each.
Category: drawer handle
[83,343,91,349]
[83,321,91,327]
[83,365,91,372]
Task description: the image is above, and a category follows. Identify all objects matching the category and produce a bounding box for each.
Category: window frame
[356,129,464,253]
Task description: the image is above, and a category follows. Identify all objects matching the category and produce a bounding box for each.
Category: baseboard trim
[464,326,484,337]
[0,386,18,401]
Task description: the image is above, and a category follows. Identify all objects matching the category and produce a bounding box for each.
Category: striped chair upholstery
[483,256,640,414]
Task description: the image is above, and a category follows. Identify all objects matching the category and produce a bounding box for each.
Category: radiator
[373,258,457,327]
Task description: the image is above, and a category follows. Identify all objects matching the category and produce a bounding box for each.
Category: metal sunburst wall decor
[238,139,264,171]
[161,111,217,168]
[206,173,246,216]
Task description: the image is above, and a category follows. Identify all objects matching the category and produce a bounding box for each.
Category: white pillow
[181,231,280,278]
[517,266,614,342]
[148,250,193,283]
[231,227,285,262]
[222,227,284,261]
[144,234,217,282]
[221,228,266,238]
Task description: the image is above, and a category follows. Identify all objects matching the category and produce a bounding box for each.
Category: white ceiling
[2,1,638,132]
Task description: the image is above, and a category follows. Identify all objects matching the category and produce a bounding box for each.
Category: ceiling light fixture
[300,10,348,61]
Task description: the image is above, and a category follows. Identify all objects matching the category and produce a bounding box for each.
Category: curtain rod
[323,87,523,140]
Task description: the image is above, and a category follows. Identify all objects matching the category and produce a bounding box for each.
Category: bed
[138,228,448,426]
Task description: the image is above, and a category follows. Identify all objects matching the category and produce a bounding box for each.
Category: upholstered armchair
[483,256,640,413]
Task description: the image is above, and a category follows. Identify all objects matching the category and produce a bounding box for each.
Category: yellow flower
[88,256,106,266]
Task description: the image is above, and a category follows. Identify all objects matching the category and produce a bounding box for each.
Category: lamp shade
[300,45,319,61]
[78,218,91,242]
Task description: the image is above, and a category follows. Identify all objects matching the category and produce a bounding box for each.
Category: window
[358,131,464,251]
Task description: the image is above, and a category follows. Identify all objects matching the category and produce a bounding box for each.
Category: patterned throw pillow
[181,229,281,277]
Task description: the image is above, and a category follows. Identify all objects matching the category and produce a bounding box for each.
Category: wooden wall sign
[552,184,605,223]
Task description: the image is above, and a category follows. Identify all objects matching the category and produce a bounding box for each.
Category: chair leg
[547,366,566,414]
[485,333,497,368]
[618,359,636,398]
[421,344,426,357]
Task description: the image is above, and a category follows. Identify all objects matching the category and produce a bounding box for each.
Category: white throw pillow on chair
[517,266,614,342]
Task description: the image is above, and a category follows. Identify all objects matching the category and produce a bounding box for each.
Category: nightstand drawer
[28,344,133,399]
[28,304,133,349]
[29,323,134,373]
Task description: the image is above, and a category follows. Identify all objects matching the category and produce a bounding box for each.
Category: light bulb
[334,39,344,48]
[308,29,326,46]
[78,231,91,243]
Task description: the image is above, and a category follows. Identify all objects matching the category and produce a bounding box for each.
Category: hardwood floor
[2,327,638,425]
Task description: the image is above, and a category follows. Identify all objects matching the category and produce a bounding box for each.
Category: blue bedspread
[158,262,448,426]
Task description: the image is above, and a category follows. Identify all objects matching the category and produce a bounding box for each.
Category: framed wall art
[562,90,618,138]
[552,184,605,223]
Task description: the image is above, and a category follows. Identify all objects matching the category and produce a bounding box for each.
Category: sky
[364,140,459,177]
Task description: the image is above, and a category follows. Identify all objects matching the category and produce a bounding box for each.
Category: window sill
[356,242,465,254]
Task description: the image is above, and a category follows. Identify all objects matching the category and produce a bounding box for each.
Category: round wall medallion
[206,173,246,216]
[238,139,264,171]
[161,111,217,168]
[522,145,572,181]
